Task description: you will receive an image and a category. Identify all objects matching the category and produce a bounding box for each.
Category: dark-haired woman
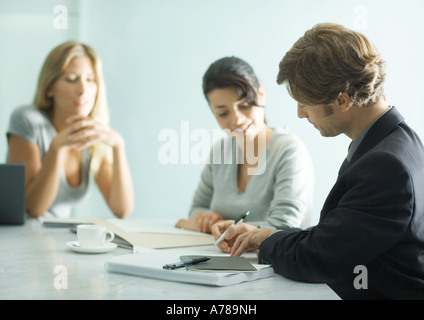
[176,56,314,233]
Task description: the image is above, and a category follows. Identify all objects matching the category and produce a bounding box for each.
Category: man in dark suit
[211,23,424,299]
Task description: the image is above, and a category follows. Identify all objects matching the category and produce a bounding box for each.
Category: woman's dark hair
[202,56,261,106]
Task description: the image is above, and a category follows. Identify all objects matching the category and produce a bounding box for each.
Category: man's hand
[211,221,258,253]
[230,228,274,256]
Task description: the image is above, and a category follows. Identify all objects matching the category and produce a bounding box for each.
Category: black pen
[163,257,211,270]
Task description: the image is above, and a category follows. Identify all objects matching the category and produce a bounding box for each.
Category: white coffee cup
[77,225,115,248]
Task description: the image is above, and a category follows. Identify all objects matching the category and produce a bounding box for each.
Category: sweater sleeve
[252,135,314,229]
[7,106,39,145]
[188,162,214,217]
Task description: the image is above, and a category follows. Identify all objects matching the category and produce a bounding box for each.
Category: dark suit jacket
[259,107,424,299]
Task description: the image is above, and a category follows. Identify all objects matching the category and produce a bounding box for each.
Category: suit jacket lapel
[349,107,404,164]
[337,158,349,179]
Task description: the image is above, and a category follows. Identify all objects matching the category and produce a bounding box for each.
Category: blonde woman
[7,41,134,219]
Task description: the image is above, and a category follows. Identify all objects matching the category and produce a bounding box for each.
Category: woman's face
[207,86,266,140]
[48,56,98,118]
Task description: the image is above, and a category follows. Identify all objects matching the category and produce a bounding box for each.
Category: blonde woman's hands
[175,211,223,233]
[50,115,125,154]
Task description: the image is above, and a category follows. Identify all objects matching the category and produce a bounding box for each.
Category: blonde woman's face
[48,56,97,118]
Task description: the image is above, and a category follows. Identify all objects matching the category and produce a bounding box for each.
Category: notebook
[181,255,257,272]
[105,252,274,286]
[92,219,216,249]
[0,164,25,225]
[39,217,93,228]
[39,218,215,249]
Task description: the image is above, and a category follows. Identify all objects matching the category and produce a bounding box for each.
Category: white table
[0,218,339,301]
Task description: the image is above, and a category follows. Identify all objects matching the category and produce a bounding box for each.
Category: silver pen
[214,211,250,246]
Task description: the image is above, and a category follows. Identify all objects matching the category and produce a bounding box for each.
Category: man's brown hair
[277,23,386,108]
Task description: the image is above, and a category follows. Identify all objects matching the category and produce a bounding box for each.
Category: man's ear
[337,93,352,112]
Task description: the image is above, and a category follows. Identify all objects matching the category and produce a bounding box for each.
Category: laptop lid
[0,164,25,225]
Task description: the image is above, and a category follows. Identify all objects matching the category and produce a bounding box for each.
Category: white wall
[1,0,423,224]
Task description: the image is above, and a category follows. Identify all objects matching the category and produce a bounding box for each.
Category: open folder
[93,219,216,249]
[39,217,215,249]
[105,252,274,286]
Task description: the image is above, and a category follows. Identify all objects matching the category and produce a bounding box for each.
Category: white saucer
[66,241,117,254]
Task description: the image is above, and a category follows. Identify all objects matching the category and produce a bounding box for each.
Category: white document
[106,218,209,236]
[105,252,273,286]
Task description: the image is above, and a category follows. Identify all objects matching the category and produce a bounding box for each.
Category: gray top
[6,105,91,218]
[189,127,315,229]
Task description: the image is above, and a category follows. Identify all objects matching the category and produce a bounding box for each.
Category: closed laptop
[0,164,25,225]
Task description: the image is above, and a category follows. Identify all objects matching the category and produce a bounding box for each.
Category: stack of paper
[105,252,274,286]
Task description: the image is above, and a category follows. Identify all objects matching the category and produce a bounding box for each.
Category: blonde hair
[277,23,386,108]
[33,41,112,175]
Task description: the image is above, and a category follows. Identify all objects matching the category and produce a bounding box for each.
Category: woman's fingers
[67,116,107,135]
[65,115,116,149]
[194,211,223,233]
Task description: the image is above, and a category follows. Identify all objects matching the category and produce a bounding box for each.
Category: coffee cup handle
[104,230,115,243]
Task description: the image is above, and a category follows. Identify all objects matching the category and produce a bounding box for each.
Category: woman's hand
[51,115,123,153]
[175,211,223,233]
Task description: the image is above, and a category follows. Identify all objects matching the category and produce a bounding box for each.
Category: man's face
[297,102,346,137]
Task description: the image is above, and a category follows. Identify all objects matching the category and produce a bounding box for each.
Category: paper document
[106,218,207,236]
[105,252,273,286]
[92,219,215,249]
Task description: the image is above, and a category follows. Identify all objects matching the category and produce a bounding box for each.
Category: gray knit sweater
[189,127,314,229]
